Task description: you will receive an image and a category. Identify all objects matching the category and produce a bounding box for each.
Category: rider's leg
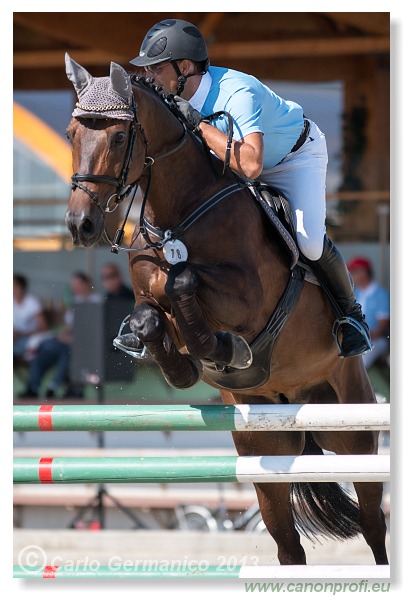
[261,119,371,358]
[308,235,372,357]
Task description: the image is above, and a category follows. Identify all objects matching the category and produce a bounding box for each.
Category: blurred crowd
[13,255,390,400]
[13,263,135,399]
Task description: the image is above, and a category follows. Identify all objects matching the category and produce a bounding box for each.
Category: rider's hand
[174,96,202,132]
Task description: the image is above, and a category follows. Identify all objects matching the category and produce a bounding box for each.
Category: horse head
[64,54,147,247]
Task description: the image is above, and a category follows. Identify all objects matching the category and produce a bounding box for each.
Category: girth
[201,263,306,391]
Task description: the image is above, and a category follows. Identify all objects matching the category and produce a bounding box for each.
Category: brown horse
[64,55,388,565]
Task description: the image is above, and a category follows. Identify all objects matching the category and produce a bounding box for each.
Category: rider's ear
[110,63,132,104]
[179,59,194,76]
[65,53,93,98]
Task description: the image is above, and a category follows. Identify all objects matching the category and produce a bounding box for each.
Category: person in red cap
[347,257,390,369]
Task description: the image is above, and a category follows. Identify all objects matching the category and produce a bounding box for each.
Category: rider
[127,18,372,359]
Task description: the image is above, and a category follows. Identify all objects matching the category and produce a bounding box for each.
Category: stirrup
[332,316,373,359]
[113,314,147,359]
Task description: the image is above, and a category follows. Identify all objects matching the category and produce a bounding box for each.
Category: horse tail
[290,432,361,541]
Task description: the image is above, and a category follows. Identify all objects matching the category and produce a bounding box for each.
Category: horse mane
[129,73,182,119]
[129,73,226,179]
[130,73,165,99]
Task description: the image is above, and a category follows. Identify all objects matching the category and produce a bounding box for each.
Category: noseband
[70,96,143,215]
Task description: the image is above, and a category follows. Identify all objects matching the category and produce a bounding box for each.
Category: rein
[72,82,239,255]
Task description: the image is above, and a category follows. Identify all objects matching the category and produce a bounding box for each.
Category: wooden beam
[14,49,128,69]
[326,191,390,202]
[14,34,390,72]
[321,12,390,36]
[198,13,226,38]
[208,36,389,60]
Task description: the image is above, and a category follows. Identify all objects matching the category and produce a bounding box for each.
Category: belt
[290,118,310,153]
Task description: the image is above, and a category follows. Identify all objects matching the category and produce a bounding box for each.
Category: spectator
[13,274,49,363]
[347,257,390,370]
[101,263,134,303]
[18,272,101,399]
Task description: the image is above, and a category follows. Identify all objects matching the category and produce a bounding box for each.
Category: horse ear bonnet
[65,53,134,121]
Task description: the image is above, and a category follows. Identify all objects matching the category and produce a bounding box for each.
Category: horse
[64,54,388,566]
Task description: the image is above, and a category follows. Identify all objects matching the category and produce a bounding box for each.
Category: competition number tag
[163,239,188,265]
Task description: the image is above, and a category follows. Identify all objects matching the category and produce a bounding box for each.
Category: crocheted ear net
[72,76,134,120]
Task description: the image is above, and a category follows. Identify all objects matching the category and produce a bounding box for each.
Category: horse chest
[135,265,169,305]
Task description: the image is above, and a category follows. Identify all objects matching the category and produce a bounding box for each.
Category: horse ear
[110,62,132,103]
[65,53,94,98]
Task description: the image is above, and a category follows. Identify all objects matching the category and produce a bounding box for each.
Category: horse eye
[65,130,73,145]
[113,132,126,146]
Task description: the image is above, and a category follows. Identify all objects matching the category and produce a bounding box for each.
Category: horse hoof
[113,333,147,359]
[229,334,253,369]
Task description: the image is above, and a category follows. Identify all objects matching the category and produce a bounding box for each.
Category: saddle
[248,182,319,286]
[249,182,299,268]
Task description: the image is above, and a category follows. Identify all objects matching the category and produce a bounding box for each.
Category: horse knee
[165,262,199,299]
[129,303,164,343]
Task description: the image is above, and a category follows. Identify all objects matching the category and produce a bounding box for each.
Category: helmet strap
[171,60,187,96]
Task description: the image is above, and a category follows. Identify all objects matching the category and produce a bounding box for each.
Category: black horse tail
[290,432,361,541]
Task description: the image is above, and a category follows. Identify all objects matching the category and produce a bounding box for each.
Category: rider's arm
[198,124,264,180]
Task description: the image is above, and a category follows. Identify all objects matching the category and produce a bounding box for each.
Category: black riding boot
[308,236,373,358]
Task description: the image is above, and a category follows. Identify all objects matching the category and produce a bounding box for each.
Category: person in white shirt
[13,274,48,361]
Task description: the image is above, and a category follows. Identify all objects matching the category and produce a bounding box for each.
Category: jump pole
[13,564,390,579]
[13,403,390,432]
[13,402,390,579]
[13,454,389,484]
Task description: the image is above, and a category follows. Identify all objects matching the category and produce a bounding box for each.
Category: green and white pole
[13,455,390,484]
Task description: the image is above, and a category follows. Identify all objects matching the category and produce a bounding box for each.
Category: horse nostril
[81,217,93,234]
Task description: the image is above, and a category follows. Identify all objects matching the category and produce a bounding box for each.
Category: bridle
[70,82,242,255]
[70,95,143,216]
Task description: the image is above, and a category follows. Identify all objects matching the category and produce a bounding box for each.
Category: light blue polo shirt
[193,66,304,169]
[354,282,390,332]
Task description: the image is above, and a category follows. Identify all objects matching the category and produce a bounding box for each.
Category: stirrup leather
[332,316,374,358]
[113,314,147,359]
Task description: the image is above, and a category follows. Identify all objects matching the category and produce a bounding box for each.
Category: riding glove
[174,96,203,131]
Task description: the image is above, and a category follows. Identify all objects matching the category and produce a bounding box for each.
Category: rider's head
[130,19,209,95]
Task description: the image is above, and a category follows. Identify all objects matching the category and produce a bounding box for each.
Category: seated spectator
[18,272,101,399]
[347,257,390,370]
[13,274,49,364]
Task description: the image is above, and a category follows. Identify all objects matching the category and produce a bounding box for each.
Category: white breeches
[261,120,328,261]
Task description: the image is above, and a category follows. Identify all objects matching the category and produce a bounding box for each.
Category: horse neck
[135,87,230,228]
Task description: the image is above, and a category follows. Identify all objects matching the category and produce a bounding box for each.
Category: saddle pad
[247,184,299,269]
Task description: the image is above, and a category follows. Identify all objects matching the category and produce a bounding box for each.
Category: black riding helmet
[130,18,209,69]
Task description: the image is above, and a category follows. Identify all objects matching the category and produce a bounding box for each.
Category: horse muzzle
[65,208,104,247]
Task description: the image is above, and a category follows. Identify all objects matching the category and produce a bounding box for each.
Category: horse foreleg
[129,302,202,389]
[232,430,306,565]
[165,262,252,369]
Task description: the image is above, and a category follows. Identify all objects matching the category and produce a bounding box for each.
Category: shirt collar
[188,71,212,113]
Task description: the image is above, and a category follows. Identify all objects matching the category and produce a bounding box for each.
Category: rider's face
[144,61,179,94]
